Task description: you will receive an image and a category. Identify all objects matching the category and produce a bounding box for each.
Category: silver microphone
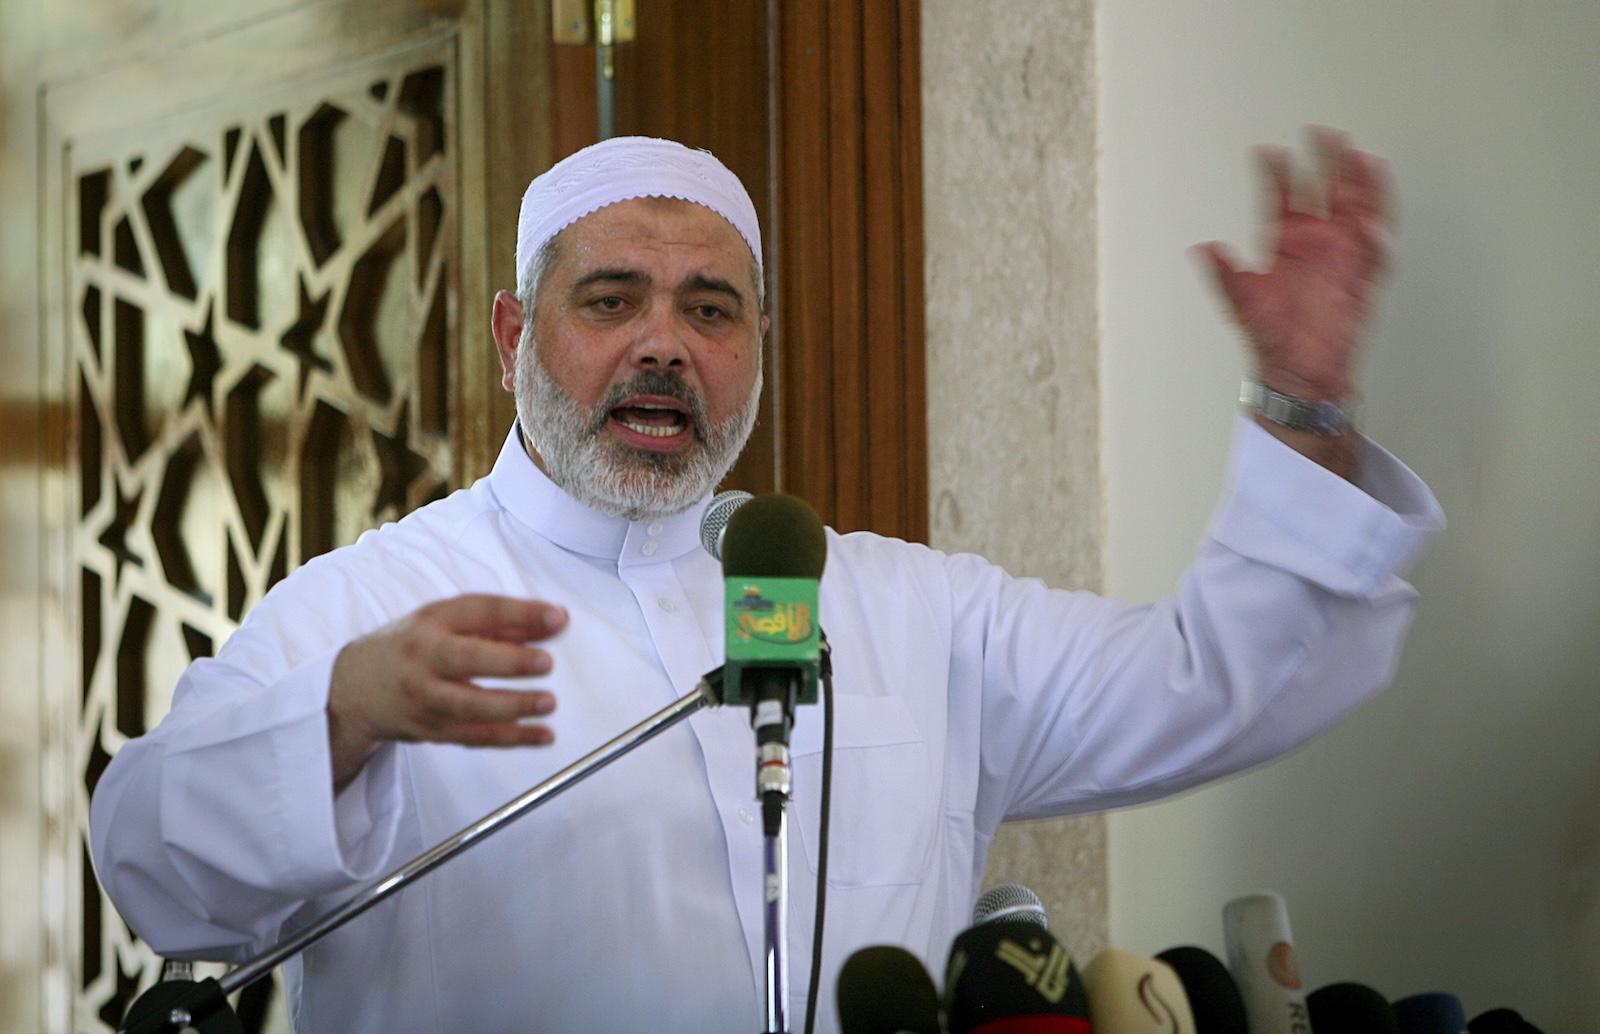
[699,489,753,560]
[972,882,1049,929]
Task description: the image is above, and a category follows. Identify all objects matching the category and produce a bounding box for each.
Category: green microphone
[719,493,827,835]
[720,492,827,708]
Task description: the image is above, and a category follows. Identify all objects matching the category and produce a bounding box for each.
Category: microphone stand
[118,671,724,1034]
[750,671,801,1034]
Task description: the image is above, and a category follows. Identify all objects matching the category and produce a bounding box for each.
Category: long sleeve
[89,559,410,960]
[959,416,1443,829]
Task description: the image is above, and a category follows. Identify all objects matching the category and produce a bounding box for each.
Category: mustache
[590,369,709,441]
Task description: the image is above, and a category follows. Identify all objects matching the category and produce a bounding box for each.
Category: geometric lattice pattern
[68,50,457,1032]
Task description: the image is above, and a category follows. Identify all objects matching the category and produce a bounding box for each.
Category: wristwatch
[1239,380,1351,436]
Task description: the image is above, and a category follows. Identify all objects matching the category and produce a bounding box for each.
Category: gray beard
[514,325,761,522]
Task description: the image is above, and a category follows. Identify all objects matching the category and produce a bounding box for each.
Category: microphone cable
[802,635,834,1034]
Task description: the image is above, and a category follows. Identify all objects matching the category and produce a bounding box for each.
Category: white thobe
[90,418,1442,1033]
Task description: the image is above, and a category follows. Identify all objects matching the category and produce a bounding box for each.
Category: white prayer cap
[515,136,762,287]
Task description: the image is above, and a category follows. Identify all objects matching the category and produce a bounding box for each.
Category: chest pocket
[789,694,936,888]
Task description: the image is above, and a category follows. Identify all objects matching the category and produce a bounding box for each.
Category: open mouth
[609,399,692,442]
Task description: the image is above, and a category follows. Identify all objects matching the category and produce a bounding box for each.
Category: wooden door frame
[769,0,927,542]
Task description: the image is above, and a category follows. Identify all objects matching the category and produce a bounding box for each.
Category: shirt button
[658,598,676,612]
[738,807,755,824]
[647,521,664,536]
[640,540,658,557]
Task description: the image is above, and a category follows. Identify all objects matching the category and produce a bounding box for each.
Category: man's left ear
[492,290,525,392]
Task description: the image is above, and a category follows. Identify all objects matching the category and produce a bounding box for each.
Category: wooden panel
[773,0,927,539]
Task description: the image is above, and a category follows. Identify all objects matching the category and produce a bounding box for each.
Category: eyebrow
[571,268,649,292]
[571,268,748,313]
[682,274,747,313]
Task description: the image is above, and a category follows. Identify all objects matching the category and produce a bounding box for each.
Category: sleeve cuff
[1208,416,1446,599]
[161,647,404,900]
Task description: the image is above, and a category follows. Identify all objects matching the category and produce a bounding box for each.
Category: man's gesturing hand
[1195,126,1392,477]
[327,594,569,791]
[1196,126,1392,400]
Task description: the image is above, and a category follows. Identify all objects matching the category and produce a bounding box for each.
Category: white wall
[1100,4,1600,1029]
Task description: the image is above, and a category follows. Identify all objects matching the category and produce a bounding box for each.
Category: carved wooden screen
[63,37,458,1032]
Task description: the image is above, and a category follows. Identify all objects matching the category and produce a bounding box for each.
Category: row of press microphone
[836,887,1543,1034]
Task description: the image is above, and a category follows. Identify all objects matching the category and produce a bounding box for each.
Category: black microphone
[1392,992,1469,1033]
[836,945,942,1034]
[944,883,1093,1033]
[1155,946,1248,1033]
[1307,981,1400,1033]
[1469,1007,1544,1034]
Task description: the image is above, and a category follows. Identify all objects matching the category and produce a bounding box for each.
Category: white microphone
[1223,892,1311,1034]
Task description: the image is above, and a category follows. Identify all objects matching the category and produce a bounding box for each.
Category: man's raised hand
[1195,126,1393,405]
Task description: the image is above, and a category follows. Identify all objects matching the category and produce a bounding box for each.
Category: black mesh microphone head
[835,945,942,1034]
[720,492,827,578]
[1308,982,1401,1034]
[1155,946,1248,1034]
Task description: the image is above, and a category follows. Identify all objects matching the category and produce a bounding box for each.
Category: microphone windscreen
[700,489,752,559]
[1393,992,1469,1034]
[836,945,942,1034]
[973,883,1049,929]
[721,493,827,578]
[1469,1008,1544,1034]
[1308,981,1400,1033]
[1083,948,1196,1033]
[944,920,1092,1033]
[1155,946,1247,1034]
[1223,892,1311,1034]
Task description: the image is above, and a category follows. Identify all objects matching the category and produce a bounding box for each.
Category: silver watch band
[1239,380,1351,435]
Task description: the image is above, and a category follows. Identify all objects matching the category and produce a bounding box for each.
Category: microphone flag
[720,493,826,707]
[944,919,1092,1033]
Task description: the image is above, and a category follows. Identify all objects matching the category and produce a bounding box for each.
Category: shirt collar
[484,425,711,566]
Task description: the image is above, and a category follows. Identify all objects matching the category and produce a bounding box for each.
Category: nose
[628,302,689,370]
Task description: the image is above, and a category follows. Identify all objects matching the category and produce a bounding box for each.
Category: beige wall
[922,0,1109,965]
[0,1,45,1028]
[1100,4,1600,1030]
